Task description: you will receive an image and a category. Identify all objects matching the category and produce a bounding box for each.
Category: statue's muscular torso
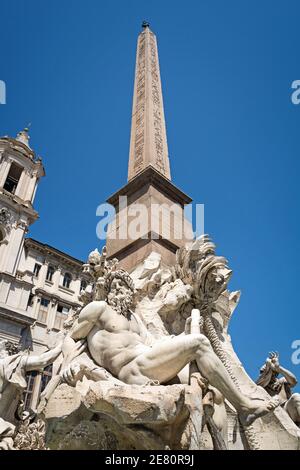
[86,304,148,377]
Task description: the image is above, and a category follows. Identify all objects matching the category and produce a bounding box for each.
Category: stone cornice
[107,166,192,208]
[34,287,81,308]
[107,230,179,262]
[0,138,45,177]
[0,304,35,326]
[25,238,84,268]
[0,270,34,288]
[0,190,39,222]
[0,137,35,159]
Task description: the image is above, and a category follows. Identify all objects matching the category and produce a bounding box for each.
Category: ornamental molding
[0,207,13,232]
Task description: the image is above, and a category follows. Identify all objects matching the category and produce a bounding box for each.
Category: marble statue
[63,275,275,427]
[257,352,300,427]
[52,240,277,432]
[0,339,61,449]
[36,236,300,450]
[2,236,300,450]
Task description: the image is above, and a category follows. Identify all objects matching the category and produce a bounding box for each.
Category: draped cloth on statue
[0,417,15,438]
[0,354,27,390]
[0,354,28,425]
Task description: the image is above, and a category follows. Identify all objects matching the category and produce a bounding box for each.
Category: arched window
[80,279,87,292]
[46,265,55,282]
[62,272,72,289]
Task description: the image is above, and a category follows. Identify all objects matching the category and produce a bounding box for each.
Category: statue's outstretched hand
[267,352,280,372]
[62,337,86,364]
[60,362,86,386]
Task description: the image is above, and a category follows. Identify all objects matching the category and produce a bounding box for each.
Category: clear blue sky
[1,0,299,390]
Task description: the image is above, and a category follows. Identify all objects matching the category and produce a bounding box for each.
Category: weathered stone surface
[43,379,202,450]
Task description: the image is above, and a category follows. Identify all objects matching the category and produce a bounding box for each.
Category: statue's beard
[107,289,133,317]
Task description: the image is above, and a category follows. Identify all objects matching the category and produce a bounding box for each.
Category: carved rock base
[41,378,204,450]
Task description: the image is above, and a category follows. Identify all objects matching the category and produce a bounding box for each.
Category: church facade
[0,129,92,408]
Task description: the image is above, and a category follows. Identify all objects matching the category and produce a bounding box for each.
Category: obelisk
[128,21,171,181]
[106,23,193,271]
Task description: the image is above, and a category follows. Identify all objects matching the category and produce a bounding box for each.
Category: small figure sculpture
[0,339,61,449]
[256,352,300,426]
[61,246,277,427]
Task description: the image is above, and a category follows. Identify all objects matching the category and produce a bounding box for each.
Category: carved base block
[42,379,204,450]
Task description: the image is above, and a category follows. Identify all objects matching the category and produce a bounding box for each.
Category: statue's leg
[119,333,277,425]
[190,335,278,425]
[119,333,227,385]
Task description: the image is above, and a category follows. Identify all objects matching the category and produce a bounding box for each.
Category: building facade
[0,128,91,408]
[0,129,89,354]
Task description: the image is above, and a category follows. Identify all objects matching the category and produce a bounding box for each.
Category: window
[80,279,87,292]
[62,272,72,289]
[54,304,70,330]
[57,304,70,315]
[41,298,49,308]
[37,297,49,323]
[23,371,38,411]
[3,162,23,194]
[27,293,34,308]
[46,265,54,282]
[40,365,52,393]
[33,263,41,277]
[23,366,53,412]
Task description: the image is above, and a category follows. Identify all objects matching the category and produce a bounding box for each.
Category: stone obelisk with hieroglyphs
[128,21,171,181]
[106,22,193,271]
